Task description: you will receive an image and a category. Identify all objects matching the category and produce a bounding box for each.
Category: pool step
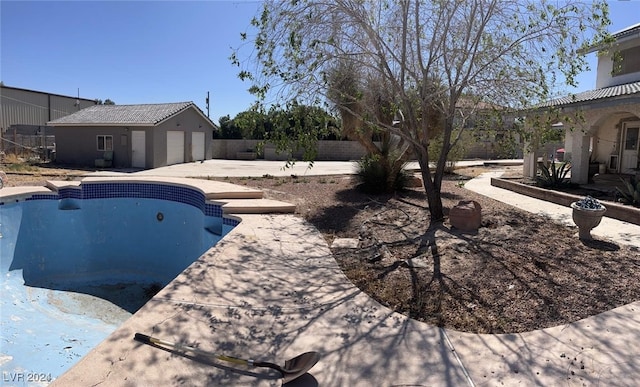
[58,198,81,210]
[221,199,296,214]
[44,178,294,214]
[205,225,222,236]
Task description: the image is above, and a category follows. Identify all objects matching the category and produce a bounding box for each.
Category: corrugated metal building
[1,85,96,157]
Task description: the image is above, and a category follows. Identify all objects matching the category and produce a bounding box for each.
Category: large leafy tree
[95,98,115,105]
[233,0,610,221]
[217,114,242,139]
[264,103,340,164]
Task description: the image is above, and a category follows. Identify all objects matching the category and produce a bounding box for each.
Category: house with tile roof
[48,102,217,169]
[523,23,640,183]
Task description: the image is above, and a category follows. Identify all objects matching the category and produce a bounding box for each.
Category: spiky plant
[616,175,640,207]
[536,160,571,188]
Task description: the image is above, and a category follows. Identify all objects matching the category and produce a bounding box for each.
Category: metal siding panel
[1,88,47,129]
[49,95,85,121]
[1,88,95,131]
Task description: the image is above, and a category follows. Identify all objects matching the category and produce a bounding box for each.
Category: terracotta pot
[449,200,482,232]
[571,202,606,240]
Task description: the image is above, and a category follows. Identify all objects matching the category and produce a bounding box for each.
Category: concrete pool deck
[3,162,640,386]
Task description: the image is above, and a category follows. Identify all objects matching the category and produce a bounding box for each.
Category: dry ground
[4,163,640,334]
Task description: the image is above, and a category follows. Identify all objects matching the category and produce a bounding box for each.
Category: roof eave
[153,103,194,126]
[153,103,219,129]
[584,24,640,54]
[536,94,640,112]
[48,122,155,127]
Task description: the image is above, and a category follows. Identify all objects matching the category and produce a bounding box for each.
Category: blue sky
[1,0,262,123]
[1,1,639,125]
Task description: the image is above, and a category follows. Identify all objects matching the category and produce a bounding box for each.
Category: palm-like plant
[536,160,571,188]
[617,175,640,206]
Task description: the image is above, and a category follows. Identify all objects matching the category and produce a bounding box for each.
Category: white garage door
[167,131,184,165]
[192,132,205,161]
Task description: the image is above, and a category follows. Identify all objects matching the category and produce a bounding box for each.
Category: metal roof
[538,81,640,108]
[1,85,97,103]
[48,102,196,126]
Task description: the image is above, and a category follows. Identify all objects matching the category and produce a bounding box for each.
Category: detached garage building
[48,102,216,169]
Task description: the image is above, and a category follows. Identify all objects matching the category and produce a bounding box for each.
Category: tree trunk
[385,160,396,192]
[416,151,445,222]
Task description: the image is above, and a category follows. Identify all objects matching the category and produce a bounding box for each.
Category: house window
[97,135,113,151]
[613,46,640,77]
[625,127,639,150]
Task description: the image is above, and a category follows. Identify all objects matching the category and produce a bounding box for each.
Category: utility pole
[206,92,210,118]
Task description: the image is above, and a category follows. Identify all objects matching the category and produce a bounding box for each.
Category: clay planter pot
[571,202,606,240]
[449,200,482,232]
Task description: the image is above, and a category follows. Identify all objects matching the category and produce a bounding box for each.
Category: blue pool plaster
[0,181,238,385]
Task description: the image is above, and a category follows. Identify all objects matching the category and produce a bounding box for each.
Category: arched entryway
[524,100,640,184]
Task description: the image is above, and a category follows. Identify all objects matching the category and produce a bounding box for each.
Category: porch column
[523,143,538,178]
[522,122,540,178]
[570,132,590,184]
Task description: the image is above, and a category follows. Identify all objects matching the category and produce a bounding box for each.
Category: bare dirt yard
[5,163,640,334]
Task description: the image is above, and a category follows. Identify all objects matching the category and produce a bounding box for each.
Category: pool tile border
[1,182,239,226]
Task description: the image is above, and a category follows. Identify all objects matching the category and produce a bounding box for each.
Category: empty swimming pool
[0,181,237,384]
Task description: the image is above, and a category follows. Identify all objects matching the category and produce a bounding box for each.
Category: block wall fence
[212,139,513,161]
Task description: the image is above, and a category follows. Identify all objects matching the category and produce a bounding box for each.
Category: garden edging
[490,177,640,226]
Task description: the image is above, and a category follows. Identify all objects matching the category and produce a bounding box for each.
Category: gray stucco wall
[212,139,375,161]
[55,125,131,167]
[212,137,522,161]
[152,109,213,168]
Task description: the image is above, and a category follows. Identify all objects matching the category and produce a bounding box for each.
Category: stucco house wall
[149,110,213,168]
[595,28,640,89]
[55,125,130,167]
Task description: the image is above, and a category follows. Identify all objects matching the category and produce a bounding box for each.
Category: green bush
[616,175,640,207]
[536,160,571,188]
[356,154,409,194]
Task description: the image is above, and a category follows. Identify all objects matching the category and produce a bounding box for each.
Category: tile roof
[538,81,640,108]
[611,22,640,41]
[584,22,640,54]
[48,102,195,125]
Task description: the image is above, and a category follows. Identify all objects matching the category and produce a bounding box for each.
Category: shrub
[616,175,640,207]
[356,154,409,194]
[536,160,571,188]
